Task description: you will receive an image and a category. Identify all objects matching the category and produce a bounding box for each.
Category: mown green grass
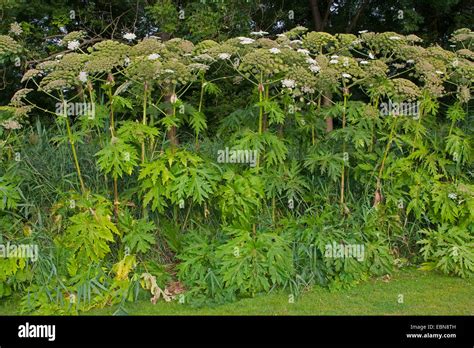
[1,269,472,315]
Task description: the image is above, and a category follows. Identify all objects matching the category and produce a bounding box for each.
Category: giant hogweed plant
[0,27,473,312]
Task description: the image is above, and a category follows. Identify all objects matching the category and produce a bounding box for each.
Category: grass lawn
[1,269,472,315]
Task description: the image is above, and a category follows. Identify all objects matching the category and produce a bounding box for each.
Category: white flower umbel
[301,86,315,94]
[448,193,457,200]
[389,36,401,40]
[1,119,22,130]
[238,37,255,45]
[124,57,131,66]
[164,69,175,74]
[9,22,23,36]
[123,33,137,41]
[406,59,415,64]
[360,60,369,65]
[358,30,368,34]
[281,79,296,89]
[331,55,339,59]
[306,57,317,65]
[290,40,302,45]
[250,31,269,36]
[269,47,281,54]
[147,53,160,60]
[78,71,88,83]
[309,65,320,73]
[189,63,210,71]
[297,49,310,55]
[435,70,444,75]
[452,59,459,67]
[193,54,214,63]
[67,40,80,51]
[218,53,231,60]
[329,59,339,64]
[342,73,352,79]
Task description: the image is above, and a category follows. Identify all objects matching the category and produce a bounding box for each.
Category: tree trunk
[346,0,370,33]
[309,0,334,31]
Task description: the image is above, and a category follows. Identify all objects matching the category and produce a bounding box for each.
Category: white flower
[342,57,349,67]
[329,59,339,64]
[389,36,401,40]
[147,53,160,60]
[448,193,457,200]
[67,40,80,51]
[301,86,315,94]
[306,58,317,65]
[290,40,302,44]
[124,57,131,66]
[123,33,137,41]
[369,52,375,59]
[238,37,255,45]
[297,49,310,55]
[1,119,21,130]
[193,54,214,63]
[342,73,352,79]
[452,59,459,67]
[218,53,231,60]
[360,60,369,65]
[309,65,320,73]
[170,94,178,104]
[55,54,63,60]
[358,30,368,34]
[406,59,415,64]
[189,63,209,71]
[164,69,175,73]
[435,70,444,75]
[331,55,339,59]
[269,47,281,54]
[250,31,269,36]
[9,22,23,36]
[78,71,88,83]
[281,79,296,89]
[276,34,286,38]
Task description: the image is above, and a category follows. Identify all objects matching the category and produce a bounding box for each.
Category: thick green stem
[340,91,348,207]
[376,116,399,199]
[257,81,264,170]
[370,96,379,153]
[65,115,86,194]
[142,82,148,163]
[106,84,119,217]
[196,75,205,149]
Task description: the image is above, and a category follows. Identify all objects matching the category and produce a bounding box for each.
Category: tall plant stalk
[106,74,119,217]
[340,88,348,208]
[64,104,86,194]
[142,81,148,163]
[59,91,86,195]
